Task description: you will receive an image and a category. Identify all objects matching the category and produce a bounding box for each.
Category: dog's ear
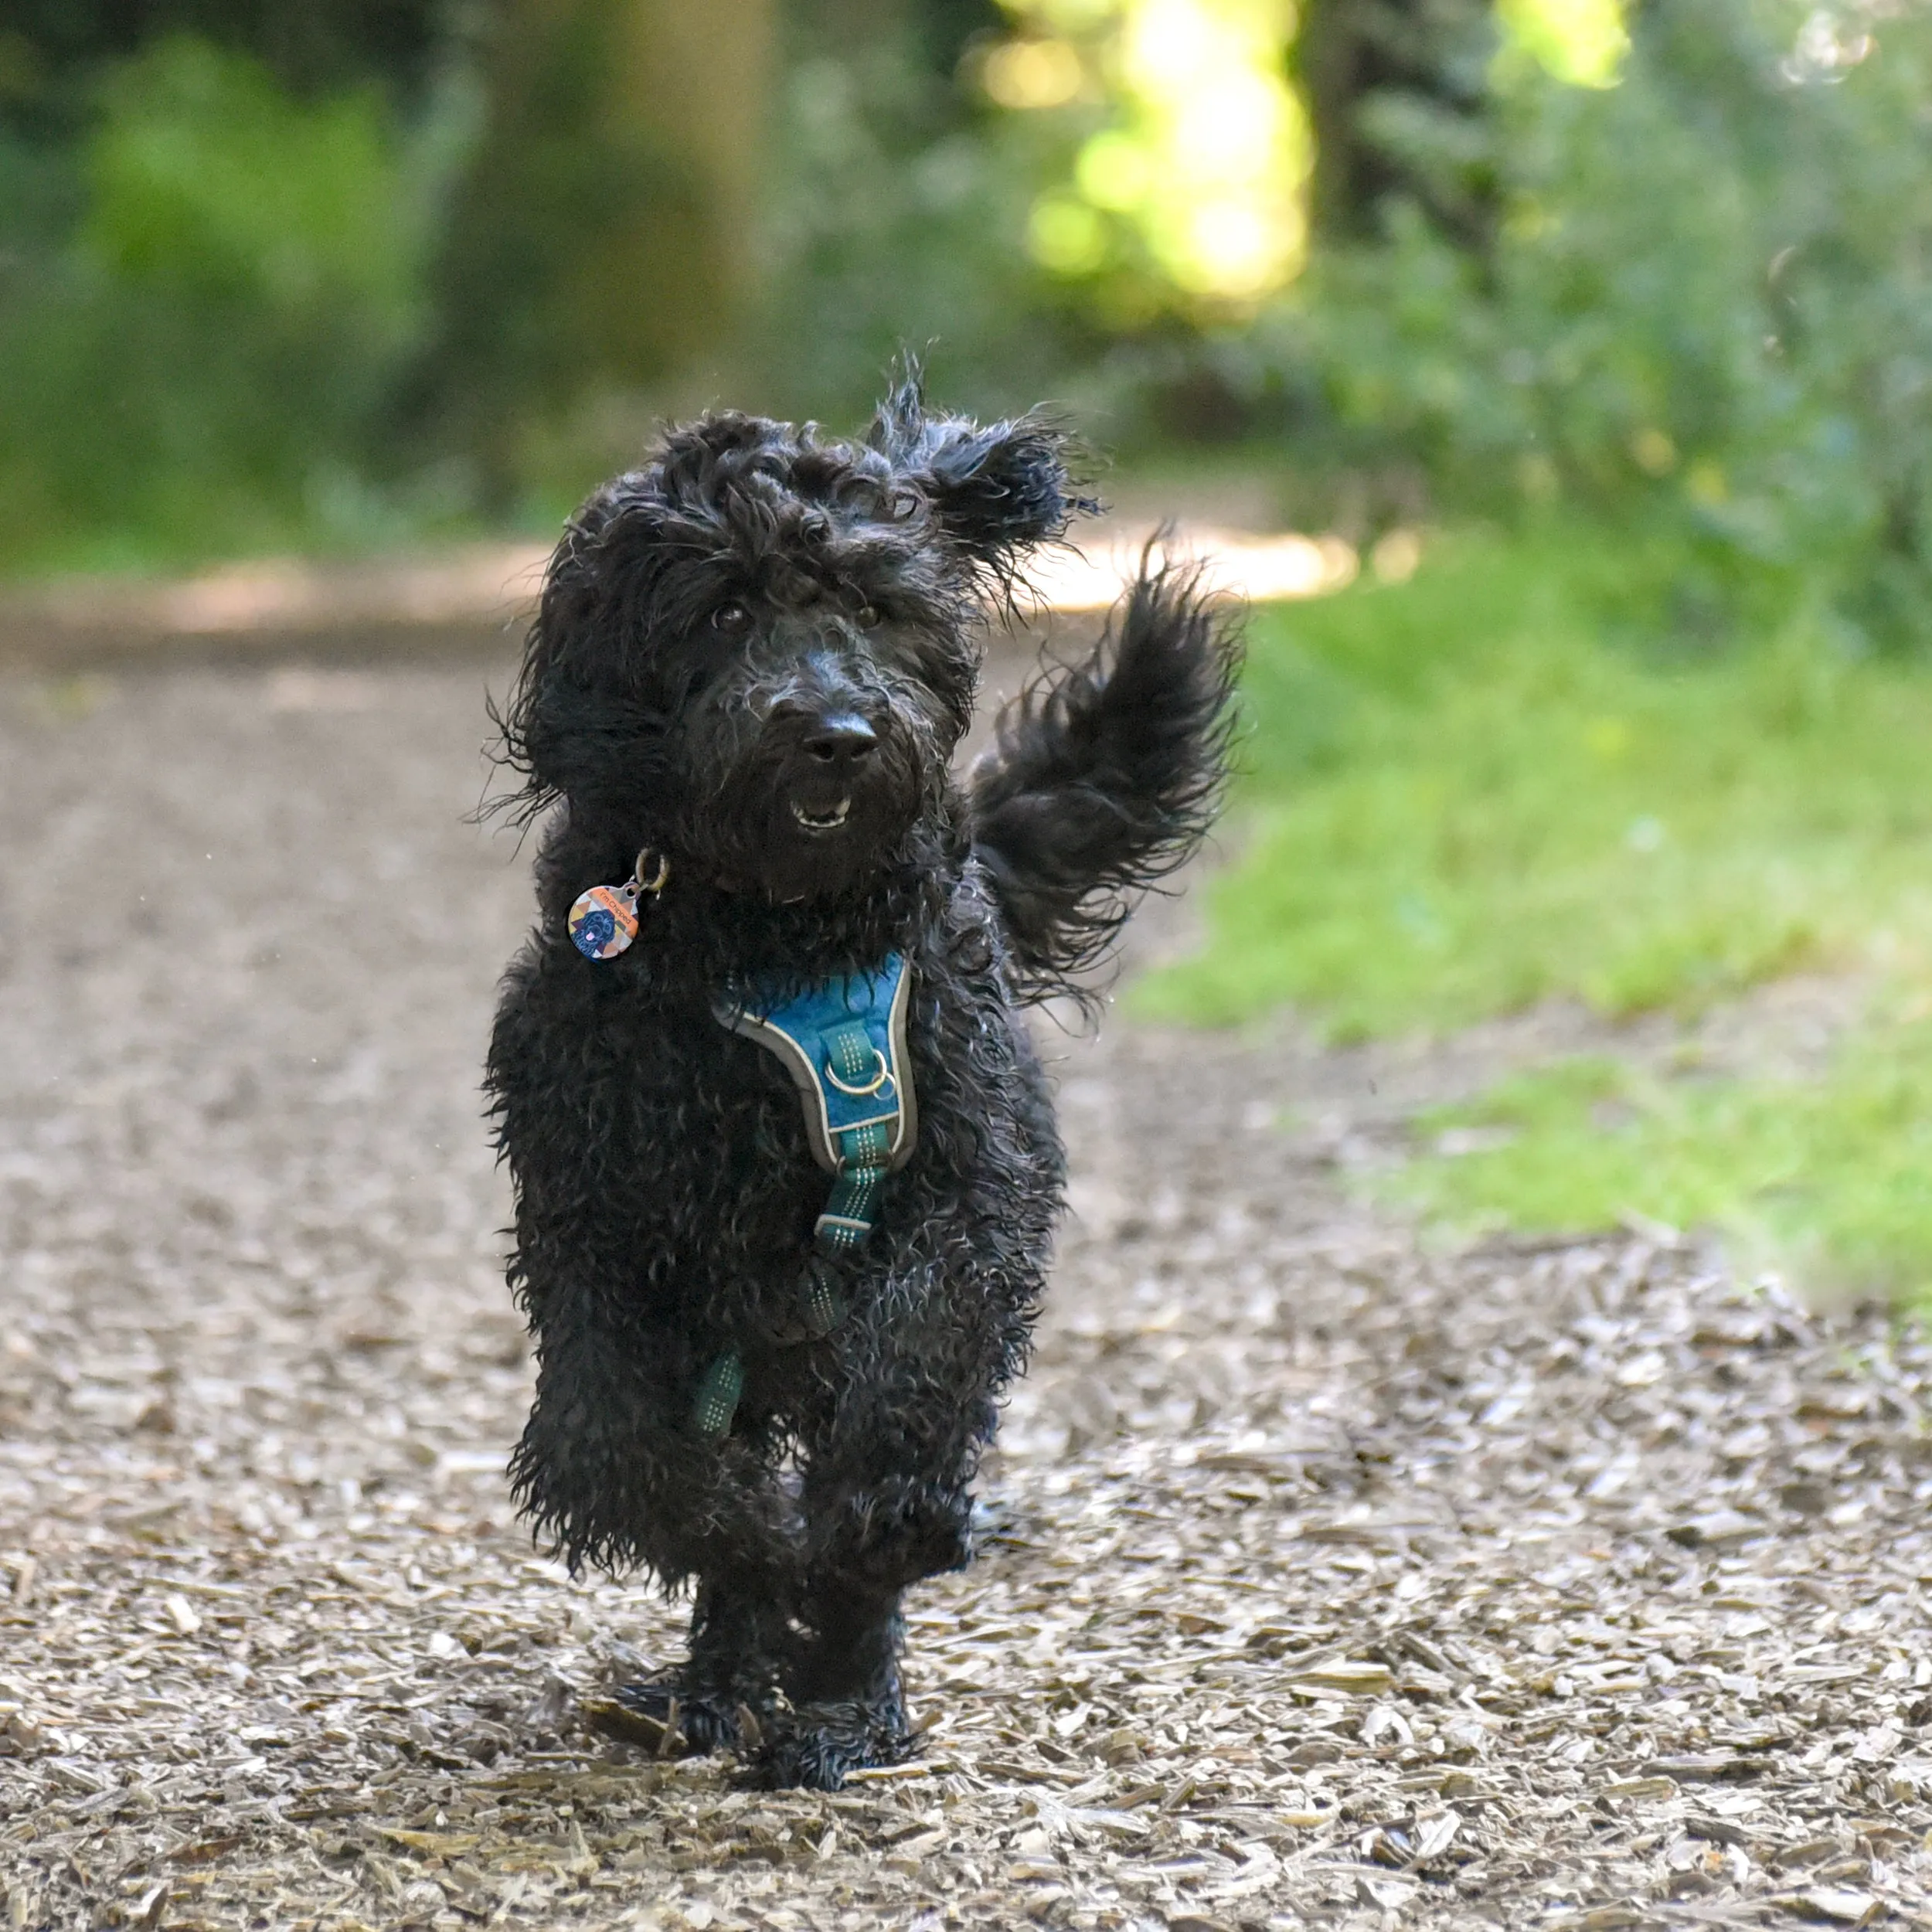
[491,489,675,817]
[869,370,1090,574]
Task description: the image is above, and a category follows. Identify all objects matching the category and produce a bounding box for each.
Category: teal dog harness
[714,953,918,1255]
[689,957,917,1434]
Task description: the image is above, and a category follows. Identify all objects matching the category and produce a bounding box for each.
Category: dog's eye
[856,604,882,628]
[712,602,750,634]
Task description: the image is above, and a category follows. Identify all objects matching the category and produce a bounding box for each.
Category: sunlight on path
[0,523,1362,664]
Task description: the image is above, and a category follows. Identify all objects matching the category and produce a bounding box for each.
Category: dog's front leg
[753,1466,976,1790]
[611,1566,801,1753]
[752,1255,1029,1789]
[754,1571,914,1790]
[513,1304,804,1742]
[492,957,815,1749]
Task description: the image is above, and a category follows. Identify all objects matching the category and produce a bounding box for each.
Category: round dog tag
[568,880,641,960]
[566,851,669,961]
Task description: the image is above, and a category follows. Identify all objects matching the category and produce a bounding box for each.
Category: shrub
[1215,0,1932,647]
[0,37,436,573]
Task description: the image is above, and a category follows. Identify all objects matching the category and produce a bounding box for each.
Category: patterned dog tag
[566,850,669,961]
[568,880,642,959]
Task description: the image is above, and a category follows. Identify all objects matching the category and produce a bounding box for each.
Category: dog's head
[501,377,1087,903]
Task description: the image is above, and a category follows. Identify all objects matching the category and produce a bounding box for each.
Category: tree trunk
[427,0,775,494]
[1296,0,1497,247]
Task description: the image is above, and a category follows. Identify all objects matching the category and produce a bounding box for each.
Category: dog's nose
[801,713,877,766]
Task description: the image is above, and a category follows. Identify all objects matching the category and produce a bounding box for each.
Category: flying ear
[869,370,1093,575]
[490,485,677,819]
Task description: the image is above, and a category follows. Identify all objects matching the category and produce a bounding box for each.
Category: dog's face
[505,383,1083,903]
[673,576,944,903]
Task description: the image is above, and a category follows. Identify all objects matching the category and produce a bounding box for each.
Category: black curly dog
[485,376,1238,1788]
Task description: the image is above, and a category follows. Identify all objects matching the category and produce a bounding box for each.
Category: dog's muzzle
[698,692,921,901]
[786,709,876,835]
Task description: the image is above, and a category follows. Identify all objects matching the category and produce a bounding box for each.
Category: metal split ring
[821,1048,893,1098]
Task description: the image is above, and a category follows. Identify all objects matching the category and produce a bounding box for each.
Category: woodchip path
[2,655,1929,1930]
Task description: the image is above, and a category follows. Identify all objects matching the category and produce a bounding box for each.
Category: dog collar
[713,954,917,1256]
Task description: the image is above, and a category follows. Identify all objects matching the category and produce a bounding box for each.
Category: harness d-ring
[822,1047,892,1098]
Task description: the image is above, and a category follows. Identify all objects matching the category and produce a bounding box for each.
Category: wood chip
[1780,1888,1883,1925]
[376,1828,481,1857]
[1285,1661,1396,1695]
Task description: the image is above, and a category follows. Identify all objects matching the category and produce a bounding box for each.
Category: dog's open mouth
[791,798,852,833]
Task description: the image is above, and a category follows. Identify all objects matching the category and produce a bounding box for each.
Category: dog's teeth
[791,798,852,831]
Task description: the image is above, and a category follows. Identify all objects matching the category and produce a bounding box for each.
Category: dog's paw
[590,1677,758,1756]
[818,1476,972,1594]
[750,1698,914,1791]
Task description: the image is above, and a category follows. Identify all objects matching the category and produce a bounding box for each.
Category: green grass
[1140,523,1932,1038]
[1392,1020,1932,1303]
[1137,519,1932,1303]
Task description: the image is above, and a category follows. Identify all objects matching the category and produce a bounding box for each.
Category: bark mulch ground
[2,661,1930,1931]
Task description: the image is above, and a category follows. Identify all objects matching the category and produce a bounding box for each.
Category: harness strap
[714,961,916,1166]
[817,1109,894,1257]
[713,954,917,1269]
[699,955,918,1396]
[691,1349,745,1438]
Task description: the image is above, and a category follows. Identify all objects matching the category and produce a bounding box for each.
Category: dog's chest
[606,992,903,1229]
[568,924,1045,1299]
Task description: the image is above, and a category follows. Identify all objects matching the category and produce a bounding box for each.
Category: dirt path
[2,658,1930,1931]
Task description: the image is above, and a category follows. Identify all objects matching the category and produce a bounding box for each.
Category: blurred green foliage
[0,34,453,571]
[83,38,417,322]
[6,0,1932,617]
[1216,0,1932,646]
[0,0,1087,572]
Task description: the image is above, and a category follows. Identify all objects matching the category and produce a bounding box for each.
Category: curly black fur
[485,375,1239,1789]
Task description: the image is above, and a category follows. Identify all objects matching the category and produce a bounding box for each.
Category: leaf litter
[1,662,1930,1930]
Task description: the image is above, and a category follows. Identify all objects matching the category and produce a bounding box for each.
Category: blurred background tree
[4,0,1932,658]
[421,0,774,508]
[1297,0,1498,249]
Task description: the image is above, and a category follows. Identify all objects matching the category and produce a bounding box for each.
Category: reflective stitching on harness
[713,955,917,1267]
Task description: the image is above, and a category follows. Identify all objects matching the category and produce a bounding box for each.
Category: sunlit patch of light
[981,36,1087,109]
[994,0,1308,308]
[1027,525,1360,611]
[1496,0,1629,88]
[1114,0,1308,301]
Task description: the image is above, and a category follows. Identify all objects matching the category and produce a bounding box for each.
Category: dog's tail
[968,553,1242,1005]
